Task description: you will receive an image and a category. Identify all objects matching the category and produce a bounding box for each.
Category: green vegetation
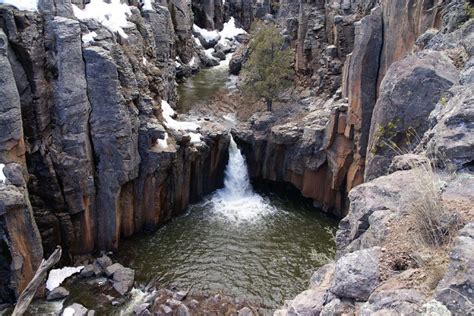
[465,1,474,19]
[242,22,293,111]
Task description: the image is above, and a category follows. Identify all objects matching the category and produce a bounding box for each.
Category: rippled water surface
[114,185,337,309]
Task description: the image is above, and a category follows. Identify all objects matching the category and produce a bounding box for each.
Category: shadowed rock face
[0,0,231,304]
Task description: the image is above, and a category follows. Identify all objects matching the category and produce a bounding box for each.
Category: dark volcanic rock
[366,51,459,181]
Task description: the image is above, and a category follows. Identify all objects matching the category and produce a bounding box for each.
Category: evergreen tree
[242,22,293,111]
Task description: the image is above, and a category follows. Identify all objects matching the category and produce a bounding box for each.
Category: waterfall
[210,136,274,221]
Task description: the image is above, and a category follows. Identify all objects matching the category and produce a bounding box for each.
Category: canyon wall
[235,0,471,216]
[0,0,230,304]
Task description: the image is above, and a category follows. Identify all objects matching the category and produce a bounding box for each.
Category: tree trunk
[266,99,273,111]
[12,247,62,316]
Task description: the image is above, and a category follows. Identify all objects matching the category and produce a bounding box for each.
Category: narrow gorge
[0,0,473,315]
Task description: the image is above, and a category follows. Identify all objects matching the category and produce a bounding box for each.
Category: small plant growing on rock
[242,22,294,111]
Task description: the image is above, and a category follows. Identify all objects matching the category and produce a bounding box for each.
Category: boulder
[160,304,172,316]
[62,303,89,316]
[173,290,188,301]
[229,44,249,75]
[47,287,70,301]
[105,263,125,277]
[366,50,459,181]
[435,223,474,315]
[359,289,427,315]
[330,247,381,301]
[112,267,135,295]
[176,303,190,316]
[237,306,254,316]
[422,84,474,170]
[95,255,113,269]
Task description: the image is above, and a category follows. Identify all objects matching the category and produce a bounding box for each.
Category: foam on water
[210,136,275,222]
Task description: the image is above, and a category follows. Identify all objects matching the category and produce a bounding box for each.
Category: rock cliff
[0,0,231,304]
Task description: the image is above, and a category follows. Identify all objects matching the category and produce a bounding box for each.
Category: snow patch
[62,307,75,316]
[193,36,202,47]
[193,24,220,42]
[0,164,5,184]
[161,100,200,132]
[156,132,168,148]
[142,57,147,65]
[189,132,202,143]
[46,266,84,291]
[72,0,132,39]
[141,0,153,11]
[82,31,97,44]
[0,0,38,11]
[218,17,246,44]
[188,56,196,67]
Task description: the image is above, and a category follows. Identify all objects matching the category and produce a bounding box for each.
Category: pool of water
[114,186,337,310]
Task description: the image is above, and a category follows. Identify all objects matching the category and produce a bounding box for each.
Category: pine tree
[242,22,293,111]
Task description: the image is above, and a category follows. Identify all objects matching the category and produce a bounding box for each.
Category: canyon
[0,0,473,314]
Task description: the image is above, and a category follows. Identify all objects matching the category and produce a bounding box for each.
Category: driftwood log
[12,246,62,316]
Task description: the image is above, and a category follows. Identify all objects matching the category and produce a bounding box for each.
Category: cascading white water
[210,136,274,221]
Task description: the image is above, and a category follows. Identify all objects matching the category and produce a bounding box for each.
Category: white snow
[193,36,202,47]
[81,31,97,44]
[141,0,153,11]
[0,0,38,11]
[192,24,220,42]
[156,132,168,148]
[46,266,84,291]
[142,57,147,65]
[72,0,132,39]
[161,100,200,132]
[0,164,5,184]
[188,56,196,67]
[204,48,215,60]
[62,307,75,316]
[218,17,246,44]
[189,132,202,143]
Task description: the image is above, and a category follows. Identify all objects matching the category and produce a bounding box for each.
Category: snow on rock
[188,56,196,67]
[157,132,168,148]
[218,17,246,44]
[82,31,97,44]
[72,0,132,39]
[141,0,153,11]
[46,266,84,291]
[189,132,202,143]
[0,0,38,11]
[192,24,220,42]
[161,100,200,131]
[0,164,6,184]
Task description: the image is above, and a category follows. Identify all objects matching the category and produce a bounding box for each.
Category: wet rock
[229,44,249,75]
[330,247,381,301]
[96,255,113,269]
[435,222,474,315]
[212,49,226,60]
[112,267,135,295]
[80,264,96,278]
[47,287,70,301]
[105,263,125,277]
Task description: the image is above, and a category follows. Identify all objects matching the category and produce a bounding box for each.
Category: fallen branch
[12,246,62,316]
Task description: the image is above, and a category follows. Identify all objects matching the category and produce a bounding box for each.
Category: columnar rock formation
[0,0,231,304]
[235,0,471,216]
